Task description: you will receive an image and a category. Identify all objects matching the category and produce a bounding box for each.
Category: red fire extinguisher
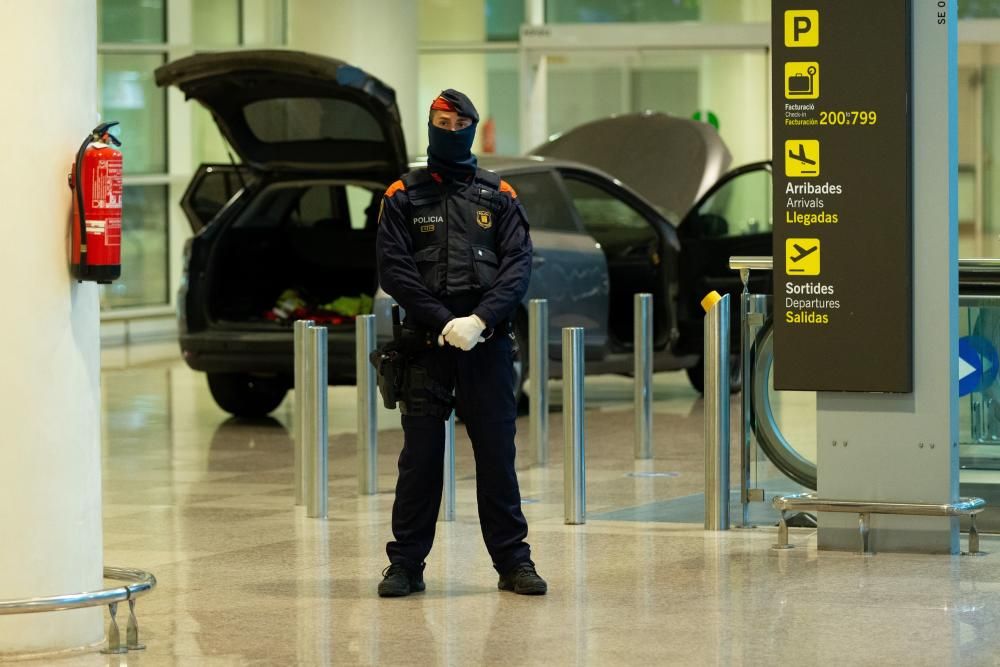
[69,121,122,283]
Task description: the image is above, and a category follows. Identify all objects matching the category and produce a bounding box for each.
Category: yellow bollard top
[700,291,723,313]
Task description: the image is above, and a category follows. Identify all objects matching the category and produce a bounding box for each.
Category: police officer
[375,89,546,597]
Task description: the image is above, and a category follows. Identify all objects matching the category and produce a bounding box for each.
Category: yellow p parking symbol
[785,10,819,47]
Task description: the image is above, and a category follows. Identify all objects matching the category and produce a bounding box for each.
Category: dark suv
[157,51,408,416]
[158,50,772,417]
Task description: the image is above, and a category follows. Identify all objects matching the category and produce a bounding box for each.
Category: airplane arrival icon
[785,140,820,177]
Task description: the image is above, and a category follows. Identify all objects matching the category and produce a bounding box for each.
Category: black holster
[369,306,455,420]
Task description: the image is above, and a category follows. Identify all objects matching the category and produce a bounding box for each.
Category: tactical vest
[401,168,501,298]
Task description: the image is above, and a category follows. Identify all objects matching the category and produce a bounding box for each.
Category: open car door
[674,161,773,357]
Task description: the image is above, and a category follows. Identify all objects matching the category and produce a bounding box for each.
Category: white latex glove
[444,315,487,352]
[438,319,456,347]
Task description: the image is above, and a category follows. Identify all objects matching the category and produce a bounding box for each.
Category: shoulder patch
[499,180,518,198]
[384,180,406,198]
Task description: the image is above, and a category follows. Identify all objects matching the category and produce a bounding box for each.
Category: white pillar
[286,0,419,158]
[416,0,488,153]
[699,0,770,167]
[0,0,104,657]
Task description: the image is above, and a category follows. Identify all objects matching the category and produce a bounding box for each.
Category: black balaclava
[427,88,479,182]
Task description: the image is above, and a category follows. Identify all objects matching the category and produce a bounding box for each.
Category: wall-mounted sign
[772,0,913,392]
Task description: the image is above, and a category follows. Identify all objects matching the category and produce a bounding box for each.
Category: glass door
[539,48,769,168]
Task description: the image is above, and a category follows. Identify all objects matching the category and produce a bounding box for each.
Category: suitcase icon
[787,65,818,97]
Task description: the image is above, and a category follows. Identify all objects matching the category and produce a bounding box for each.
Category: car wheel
[207,373,288,418]
[686,354,742,395]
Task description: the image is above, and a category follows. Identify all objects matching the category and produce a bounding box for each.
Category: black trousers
[386,330,531,574]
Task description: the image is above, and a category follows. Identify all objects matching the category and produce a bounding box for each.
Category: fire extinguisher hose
[73,121,120,269]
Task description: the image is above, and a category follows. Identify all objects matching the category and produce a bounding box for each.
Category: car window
[289,185,346,229]
[181,164,254,231]
[346,186,378,230]
[501,171,578,232]
[290,184,380,230]
[244,98,384,143]
[236,183,379,230]
[691,168,772,238]
[563,176,651,233]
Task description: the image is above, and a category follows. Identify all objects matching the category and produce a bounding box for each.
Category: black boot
[498,562,547,595]
[378,563,426,598]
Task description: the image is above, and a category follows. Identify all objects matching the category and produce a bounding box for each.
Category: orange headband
[430,96,456,112]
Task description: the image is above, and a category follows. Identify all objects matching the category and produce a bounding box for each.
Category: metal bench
[772,492,987,556]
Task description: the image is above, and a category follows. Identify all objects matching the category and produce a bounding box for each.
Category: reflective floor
[23,352,1000,666]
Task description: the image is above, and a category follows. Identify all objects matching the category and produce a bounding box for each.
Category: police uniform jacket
[376,168,533,334]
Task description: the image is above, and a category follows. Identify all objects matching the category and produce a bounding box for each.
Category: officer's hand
[444,315,486,352]
[438,319,456,347]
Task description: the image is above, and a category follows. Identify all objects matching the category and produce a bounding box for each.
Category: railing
[772,493,986,555]
[0,566,157,655]
[727,255,992,543]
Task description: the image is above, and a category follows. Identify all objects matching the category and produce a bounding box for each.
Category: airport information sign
[772,0,913,392]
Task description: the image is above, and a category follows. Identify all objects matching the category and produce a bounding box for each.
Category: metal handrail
[959,258,1000,272]
[729,256,774,272]
[0,567,155,615]
[772,492,986,556]
[773,492,986,517]
[729,256,1000,273]
[0,567,156,656]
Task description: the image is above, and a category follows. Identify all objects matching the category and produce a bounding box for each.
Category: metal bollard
[305,325,329,519]
[294,319,315,506]
[739,276,753,528]
[356,314,378,495]
[440,410,456,522]
[563,327,586,525]
[634,293,653,460]
[740,290,769,527]
[529,299,549,465]
[703,292,730,530]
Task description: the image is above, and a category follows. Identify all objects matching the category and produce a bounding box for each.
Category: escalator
[749,259,1000,529]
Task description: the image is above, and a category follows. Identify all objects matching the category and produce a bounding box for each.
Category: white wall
[287,0,420,157]
[0,0,104,655]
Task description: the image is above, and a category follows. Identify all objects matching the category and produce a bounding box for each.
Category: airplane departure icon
[785,238,821,275]
[785,139,820,177]
[789,243,818,263]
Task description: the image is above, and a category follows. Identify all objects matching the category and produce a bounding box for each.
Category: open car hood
[531,112,732,221]
[156,50,407,177]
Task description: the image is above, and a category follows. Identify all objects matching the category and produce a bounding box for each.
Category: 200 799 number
[819,111,878,126]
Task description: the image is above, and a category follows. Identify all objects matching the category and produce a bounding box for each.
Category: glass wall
[960,0,1000,18]
[547,0,699,23]
[419,52,519,155]
[98,0,165,43]
[193,0,242,47]
[419,0,523,42]
[98,0,170,310]
[97,0,286,313]
[98,54,167,176]
[986,53,1000,252]
[418,1,520,156]
[957,44,1000,257]
[103,185,170,309]
[541,49,768,167]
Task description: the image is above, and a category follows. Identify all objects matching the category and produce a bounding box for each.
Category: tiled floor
[15,355,1000,666]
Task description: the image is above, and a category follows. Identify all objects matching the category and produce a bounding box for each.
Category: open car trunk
[208,180,384,330]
